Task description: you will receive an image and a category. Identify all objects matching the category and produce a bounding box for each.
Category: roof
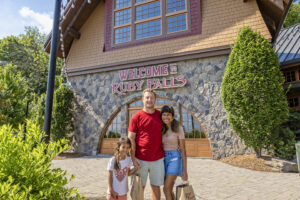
[43,0,102,58]
[44,0,292,58]
[274,23,300,66]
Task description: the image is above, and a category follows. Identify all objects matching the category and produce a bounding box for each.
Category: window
[284,71,296,83]
[181,106,206,138]
[115,0,131,9]
[288,98,299,108]
[167,13,186,33]
[128,99,207,139]
[113,0,188,44]
[104,112,122,138]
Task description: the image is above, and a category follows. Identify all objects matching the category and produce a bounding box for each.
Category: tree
[0,64,27,128]
[221,26,289,157]
[283,0,300,28]
[0,26,63,96]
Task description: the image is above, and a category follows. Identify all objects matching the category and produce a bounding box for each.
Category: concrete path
[52,155,300,200]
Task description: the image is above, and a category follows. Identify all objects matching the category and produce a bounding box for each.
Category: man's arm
[128,131,140,168]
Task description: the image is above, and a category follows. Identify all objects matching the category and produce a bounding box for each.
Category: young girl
[107,137,137,200]
[161,105,188,200]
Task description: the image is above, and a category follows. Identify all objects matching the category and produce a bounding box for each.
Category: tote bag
[130,174,144,200]
[176,183,196,200]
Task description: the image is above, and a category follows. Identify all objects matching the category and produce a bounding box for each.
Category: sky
[0,0,60,39]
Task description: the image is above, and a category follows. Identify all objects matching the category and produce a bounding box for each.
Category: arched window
[181,106,206,138]
[104,111,121,138]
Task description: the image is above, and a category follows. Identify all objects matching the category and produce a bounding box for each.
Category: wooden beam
[268,0,284,11]
[67,27,81,39]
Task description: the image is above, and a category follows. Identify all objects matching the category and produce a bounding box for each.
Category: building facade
[45,0,292,159]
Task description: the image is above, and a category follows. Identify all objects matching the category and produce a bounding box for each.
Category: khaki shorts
[137,158,165,186]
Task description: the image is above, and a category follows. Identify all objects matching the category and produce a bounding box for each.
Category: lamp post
[43,0,62,143]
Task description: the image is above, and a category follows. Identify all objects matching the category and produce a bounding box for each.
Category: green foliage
[221,26,289,157]
[0,64,27,128]
[104,131,121,138]
[0,27,74,142]
[29,93,46,129]
[0,122,83,199]
[52,85,74,141]
[0,26,63,96]
[272,110,300,160]
[272,127,296,160]
[283,0,300,28]
[185,130,206,138]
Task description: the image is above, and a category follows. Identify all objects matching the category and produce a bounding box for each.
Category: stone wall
[69,55,251,159]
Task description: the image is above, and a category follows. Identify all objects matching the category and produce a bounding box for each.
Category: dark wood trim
[131,0,135,44]
[272,0,293,43]
[281,62,300,70]
[162,0,167,36]
[106,0,199,51]
[68,27,81,39]
[98,108,121,153]
[67,45,231,76]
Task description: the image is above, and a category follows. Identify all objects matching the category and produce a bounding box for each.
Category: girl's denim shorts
[164,149,183,176]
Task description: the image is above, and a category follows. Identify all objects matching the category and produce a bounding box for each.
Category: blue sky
[0,0,58,39]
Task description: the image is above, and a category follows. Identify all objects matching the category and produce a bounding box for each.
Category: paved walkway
[52,155,300,200]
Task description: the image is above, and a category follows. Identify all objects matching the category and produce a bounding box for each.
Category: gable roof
[43,0,102,58]
[274,23,300,66]
[44,0,292,58]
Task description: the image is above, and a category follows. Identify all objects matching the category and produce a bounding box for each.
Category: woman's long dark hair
[114,137,131,170]
[160,105,180,134]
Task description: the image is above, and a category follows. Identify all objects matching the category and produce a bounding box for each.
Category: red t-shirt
[128,109,164,161]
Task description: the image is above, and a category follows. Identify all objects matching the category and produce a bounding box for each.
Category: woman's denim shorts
[164,149,183,176]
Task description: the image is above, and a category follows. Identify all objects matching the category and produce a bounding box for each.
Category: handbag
[130,173,144,200]
[176,182,196,200]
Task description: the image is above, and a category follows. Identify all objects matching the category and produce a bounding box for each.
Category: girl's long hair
[160,105,180,134]
[114,137,131,170]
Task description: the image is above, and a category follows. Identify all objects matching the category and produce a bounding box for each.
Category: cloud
[19,7,53,34]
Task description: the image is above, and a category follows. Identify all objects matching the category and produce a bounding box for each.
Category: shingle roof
[274,23,300,66]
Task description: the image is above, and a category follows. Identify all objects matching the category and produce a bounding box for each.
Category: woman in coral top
[161,105,188,200]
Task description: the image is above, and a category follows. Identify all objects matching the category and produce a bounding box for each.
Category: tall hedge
[221,26,289,157]
[52,85,74,141]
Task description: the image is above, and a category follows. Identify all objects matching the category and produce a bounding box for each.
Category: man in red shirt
[128,89,165,200]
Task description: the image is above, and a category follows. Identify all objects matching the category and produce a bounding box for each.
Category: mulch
[219,154,279,172]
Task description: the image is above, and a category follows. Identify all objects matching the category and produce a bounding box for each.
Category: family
[107,89,188,200]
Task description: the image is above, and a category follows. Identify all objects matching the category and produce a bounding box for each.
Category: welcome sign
[112,63,187,95]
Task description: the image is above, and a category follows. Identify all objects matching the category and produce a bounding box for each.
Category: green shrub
[272,110,300,160]
[0,122,83,199]
[185,130,206,138]
[272,127,296,160]
[105,131,121,138]
[0,64,27,128]
[52,85,74,141]
[221,26,289,157]
[29,85,74,142]
[29,93,46,129]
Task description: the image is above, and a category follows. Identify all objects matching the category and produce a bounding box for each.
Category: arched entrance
[99,98,212,157]
[99,109,122,154]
